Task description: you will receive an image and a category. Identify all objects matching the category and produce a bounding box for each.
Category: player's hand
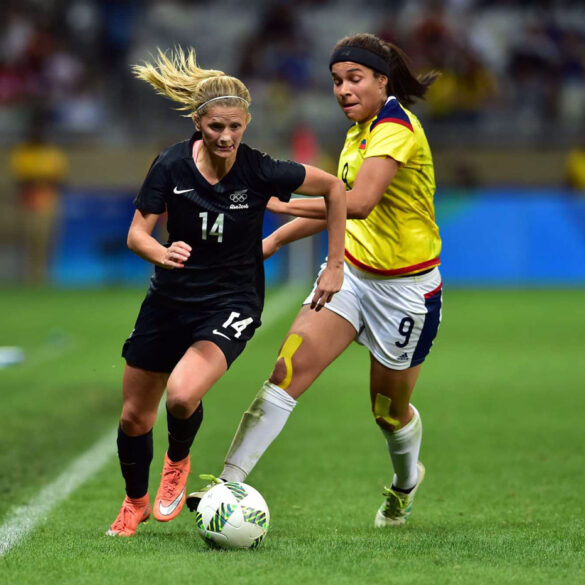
[266,197,286,214]
[262,234,281,260]
[310,265,344,311]
[161,241,191,269]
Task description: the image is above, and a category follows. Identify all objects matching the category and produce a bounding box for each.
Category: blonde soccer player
[107,47,346,537]
[188,33,442,527]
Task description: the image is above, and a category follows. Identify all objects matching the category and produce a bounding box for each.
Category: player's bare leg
[370,357,425,527]
[215,306,356,485]
[154,341,226,521]
[108,365,167,536]
[187,306,356,510]
[166,340,228,416]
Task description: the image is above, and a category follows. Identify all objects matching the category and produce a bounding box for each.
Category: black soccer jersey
[133,132,305,322]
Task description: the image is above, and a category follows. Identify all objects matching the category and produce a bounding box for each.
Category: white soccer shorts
[304,262,443,370]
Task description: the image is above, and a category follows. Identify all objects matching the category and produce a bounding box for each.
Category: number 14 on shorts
[220,312,253,339]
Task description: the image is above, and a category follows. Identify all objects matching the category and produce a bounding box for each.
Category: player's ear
[192,113,201,131]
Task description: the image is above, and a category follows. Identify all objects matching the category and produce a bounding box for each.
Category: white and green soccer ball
[194,482,270,550]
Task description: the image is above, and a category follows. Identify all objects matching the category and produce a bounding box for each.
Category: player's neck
[195,142,237,185]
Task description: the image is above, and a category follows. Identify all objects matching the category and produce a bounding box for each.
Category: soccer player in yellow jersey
[188,34,442,527]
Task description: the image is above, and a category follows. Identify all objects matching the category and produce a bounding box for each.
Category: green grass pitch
[0,286,584,585]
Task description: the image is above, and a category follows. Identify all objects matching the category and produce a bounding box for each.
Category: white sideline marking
[0,431,115,556]
[0,286,304,557]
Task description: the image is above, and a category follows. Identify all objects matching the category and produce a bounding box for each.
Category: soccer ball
[194,482,270,549]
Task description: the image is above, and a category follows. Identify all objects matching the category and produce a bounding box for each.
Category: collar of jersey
[183,131,244,189]
[183,131,203,159]
[356,96,397,130]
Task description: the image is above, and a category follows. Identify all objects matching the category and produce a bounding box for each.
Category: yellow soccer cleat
[375,462,425,527]
[186,474,225,512]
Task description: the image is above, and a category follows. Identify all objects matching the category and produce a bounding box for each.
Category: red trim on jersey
[424,282,443,299]
[372,117,414,132]
[345,249,440,276]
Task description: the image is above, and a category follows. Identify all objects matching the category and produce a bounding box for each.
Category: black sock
[167,402,203,462]
[392,484,415,494]
[117,425,153,498]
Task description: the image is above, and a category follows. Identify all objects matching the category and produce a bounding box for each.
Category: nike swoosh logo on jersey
[212,329,231,340]
[174,187,195,194]
[158,488,185,516]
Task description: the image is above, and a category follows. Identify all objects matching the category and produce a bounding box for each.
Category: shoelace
[198,473,223,485]
[160,465,185,499]
[381,487,408,512]
[112,501,142,530]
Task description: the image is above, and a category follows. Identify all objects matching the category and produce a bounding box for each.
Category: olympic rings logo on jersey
[230,190,248,203]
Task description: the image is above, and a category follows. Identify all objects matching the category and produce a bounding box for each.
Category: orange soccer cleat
[153,453,191,522]
[106,494,151,537]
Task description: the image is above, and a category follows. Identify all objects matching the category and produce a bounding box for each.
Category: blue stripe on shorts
[411,288,442,366]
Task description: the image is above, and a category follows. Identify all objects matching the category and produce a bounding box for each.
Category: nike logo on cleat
[158,489,185,516]
[212,329,231,340]
[174,187,195,194]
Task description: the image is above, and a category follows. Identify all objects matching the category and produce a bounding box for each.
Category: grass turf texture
[0,287,584,585]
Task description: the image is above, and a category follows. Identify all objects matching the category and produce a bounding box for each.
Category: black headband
[329,46,390,76]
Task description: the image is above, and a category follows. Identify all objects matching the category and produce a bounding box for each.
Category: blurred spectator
[408,0,457,70]
[507,19,561,125]
[8,114,68,284]
[53,74,105,135]
[65,0,102,60]
[566,138,585,193]
[1,0,585,148]
[238,2,311,89]
[98,0,140,69]
[291,123,318,165]
[558,28,585,123]
[377,14,400,45]
[425,49,497,121]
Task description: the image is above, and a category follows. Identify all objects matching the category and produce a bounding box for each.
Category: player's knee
[374,414,399,433]
[269,358,287,386]
[120,409,154,436]
[372,393,401,433]
[269,333,306,390]
[166,394,197,419]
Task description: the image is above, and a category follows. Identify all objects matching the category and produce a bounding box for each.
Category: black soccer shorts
[122,293,259,372]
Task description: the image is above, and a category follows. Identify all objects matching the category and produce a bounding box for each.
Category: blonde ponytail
[132,47,251,117]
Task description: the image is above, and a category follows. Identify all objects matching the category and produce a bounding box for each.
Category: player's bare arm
[127,209,192,269]
[262,218,328,260]
[295,165,346,309]
[267,156,399,220]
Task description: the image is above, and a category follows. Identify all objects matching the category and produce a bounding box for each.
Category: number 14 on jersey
[199,212,224,243]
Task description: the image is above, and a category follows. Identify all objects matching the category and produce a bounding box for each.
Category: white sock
[220,381,297,482]
[382,404,422,490]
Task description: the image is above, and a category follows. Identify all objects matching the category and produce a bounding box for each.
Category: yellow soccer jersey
[340,97,441,276]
